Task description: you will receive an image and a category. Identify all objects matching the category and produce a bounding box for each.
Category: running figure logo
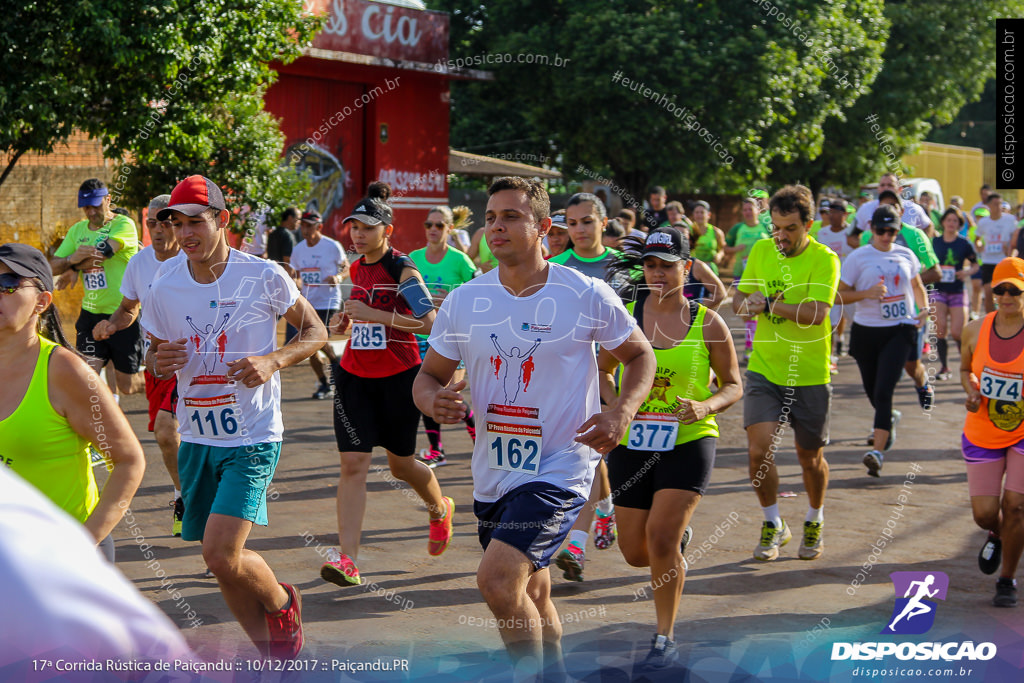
[490,334,540,404]
[882,571,949,635]
[186,313,231,375]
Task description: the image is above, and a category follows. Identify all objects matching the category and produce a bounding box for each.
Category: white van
[859,178,944,214]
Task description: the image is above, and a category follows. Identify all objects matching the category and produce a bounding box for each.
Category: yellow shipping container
[903,141,986,208]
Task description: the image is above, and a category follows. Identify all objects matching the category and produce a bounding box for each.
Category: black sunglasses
[873,226,899,236]
[424,221,447,229]
[993,285,1023,297]
[0,272,28,294]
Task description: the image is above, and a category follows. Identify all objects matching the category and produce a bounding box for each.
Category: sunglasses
[993,285,1023,297]
[0,272,28,294]
[873,227,899,236]
[424,221,447,229]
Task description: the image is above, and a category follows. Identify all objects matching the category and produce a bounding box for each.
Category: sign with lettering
[305,0,449,64]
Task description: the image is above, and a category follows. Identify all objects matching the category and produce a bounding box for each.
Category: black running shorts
[607,436,716,508]
[332,364,421,455]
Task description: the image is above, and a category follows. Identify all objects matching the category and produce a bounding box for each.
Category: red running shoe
[428,496,454,556]
[265,583,303,660]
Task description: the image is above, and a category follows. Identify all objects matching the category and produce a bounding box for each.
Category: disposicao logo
[883,571,948,635]
[831,571,997,662]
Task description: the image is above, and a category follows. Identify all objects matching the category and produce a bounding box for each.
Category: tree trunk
[0,147,26,192]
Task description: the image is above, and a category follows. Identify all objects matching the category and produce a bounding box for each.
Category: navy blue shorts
[474,481,586,571]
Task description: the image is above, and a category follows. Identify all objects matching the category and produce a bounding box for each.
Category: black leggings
[849,322,917,432]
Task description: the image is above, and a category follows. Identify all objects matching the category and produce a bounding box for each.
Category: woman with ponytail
[0,244,145,561]
[322,183,454,588]
[443,205,473,253]
[410,205,480,467]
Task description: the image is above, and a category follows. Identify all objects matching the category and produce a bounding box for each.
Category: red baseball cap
[156,175,226,220]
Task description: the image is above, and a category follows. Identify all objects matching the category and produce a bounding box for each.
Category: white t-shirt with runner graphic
[290,235,347,310]
[840,244,920,327]
[428,263,637,503]
[975,215,1017,264]
[120,247,185,358]
[142,249,299,446]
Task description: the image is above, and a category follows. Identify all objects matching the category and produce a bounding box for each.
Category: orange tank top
[965,313,1024,447]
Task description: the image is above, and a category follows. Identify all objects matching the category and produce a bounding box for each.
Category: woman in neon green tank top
[0,244,144,561]
[690,201,726,275]
[598,228,742,667]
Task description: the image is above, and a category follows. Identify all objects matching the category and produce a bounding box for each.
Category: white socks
[762,504,782,529]
[806,506,824,523]
[568,530,589,551]
[596,497,614,516]
[173,488,181,501]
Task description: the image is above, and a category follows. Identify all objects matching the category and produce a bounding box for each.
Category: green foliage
[432,0,1020,198]
[771,0,1023,195]
[928,80,997,153]
[116,92,312,234]
[431,0,887,200]
[0,0,320,219]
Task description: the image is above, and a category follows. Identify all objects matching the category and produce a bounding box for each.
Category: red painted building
[264,0,464,253]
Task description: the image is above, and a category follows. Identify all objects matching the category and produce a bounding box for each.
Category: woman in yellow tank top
[960,256,1024,607]
[0,244,144,561]
[597,228,742,669]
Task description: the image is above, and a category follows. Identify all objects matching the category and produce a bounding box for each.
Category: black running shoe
[917,384,934,411]
[640,635,679,671]
[172,497,184,537]
[885,410,901,450]
[993,578,1017,607]
[978,532,1002,575]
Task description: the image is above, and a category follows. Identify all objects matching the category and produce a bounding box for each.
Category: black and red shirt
[340,248,421,378]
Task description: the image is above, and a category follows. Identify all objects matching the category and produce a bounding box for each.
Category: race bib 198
[350,322,386,350]
[980,367,1023,402]
[82,269,107,291]
[628,412,679,451]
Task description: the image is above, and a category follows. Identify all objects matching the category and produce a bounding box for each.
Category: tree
[0,0,320,216]
[769,0,1024,197]
[927,79,997,153]
[430,0,887,201]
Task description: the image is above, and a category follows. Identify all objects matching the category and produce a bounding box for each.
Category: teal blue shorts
[177,441,282,542]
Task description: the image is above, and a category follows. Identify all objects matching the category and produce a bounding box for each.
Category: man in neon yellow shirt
[50,178,142,396]
[732,185,839,563]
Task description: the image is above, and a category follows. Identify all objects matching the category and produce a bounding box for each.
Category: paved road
[104,313,1023,682]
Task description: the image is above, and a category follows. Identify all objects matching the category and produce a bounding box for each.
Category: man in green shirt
[733,185,839,563]
[50,178,143,395]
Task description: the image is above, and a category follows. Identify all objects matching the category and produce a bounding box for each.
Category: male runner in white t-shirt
[290,209,349,399]
[975,193,1019,312]
[854,173,933,236]
[93,194,187,535]
[143,175,327,660]
[816,199,856,368]
[413,176,655,679]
